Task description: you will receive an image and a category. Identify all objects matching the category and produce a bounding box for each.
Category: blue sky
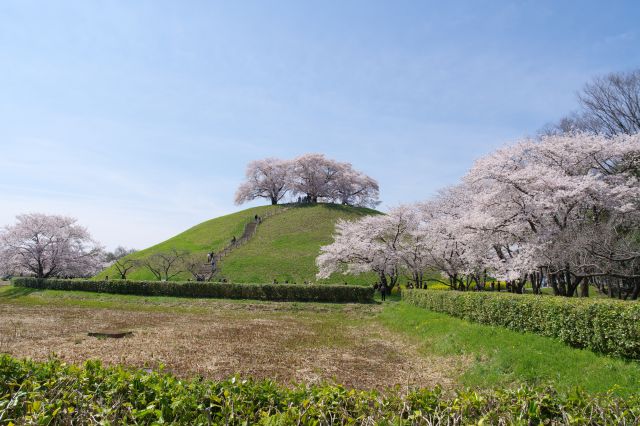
[1,1,639,249]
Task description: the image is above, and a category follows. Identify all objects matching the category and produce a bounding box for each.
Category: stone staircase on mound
[194,207,290,281]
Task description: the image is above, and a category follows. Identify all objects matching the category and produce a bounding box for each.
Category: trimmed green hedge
[403,289,640,359]
[11,277,374,303]
[1,355,639,425]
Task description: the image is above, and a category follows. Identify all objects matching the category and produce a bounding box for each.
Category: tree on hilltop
[331,168,380,208]
[290,154,344,203]
[234,153,380,207]
[235,158,292,205]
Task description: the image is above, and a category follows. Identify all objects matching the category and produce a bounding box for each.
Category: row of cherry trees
[234,154,380,207]
[317,133,640,298]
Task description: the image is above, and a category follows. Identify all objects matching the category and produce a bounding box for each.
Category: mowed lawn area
[1,284,639,395]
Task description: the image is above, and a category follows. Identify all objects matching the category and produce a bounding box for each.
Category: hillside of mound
[219,204,378,284]
[96,204,379,283]
[95,205,282,281]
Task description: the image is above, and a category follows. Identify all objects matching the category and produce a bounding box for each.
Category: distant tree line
[234,153,380,208]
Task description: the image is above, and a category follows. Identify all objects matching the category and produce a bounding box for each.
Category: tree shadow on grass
[0,286,41,299]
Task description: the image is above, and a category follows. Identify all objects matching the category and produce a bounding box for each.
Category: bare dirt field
[0,288,463,390]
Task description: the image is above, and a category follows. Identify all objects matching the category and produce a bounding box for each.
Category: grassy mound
[96,204,378,284]
[220,204,378,284]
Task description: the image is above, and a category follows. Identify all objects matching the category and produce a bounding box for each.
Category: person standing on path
[380,282,388,301]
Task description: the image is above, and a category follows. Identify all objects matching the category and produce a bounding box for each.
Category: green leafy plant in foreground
[1,356,639,425]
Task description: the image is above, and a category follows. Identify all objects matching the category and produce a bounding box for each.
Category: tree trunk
[579,277,590,297]
[631,279,640,300]
[563,268,574,297]
[513,274,527,294]
[390,270,398,290]
[550,273,562,296]
[37,260,44,279]
[413,271,425,289]
[530,270,541,295]
[564,275,582,298]
[379,272,387,287]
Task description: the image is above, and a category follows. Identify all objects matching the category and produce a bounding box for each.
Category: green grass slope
[96,205,282,281]
[96,204,379,283]
[219,204,378,284]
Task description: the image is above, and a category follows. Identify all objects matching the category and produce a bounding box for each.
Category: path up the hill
[194,207,289,280]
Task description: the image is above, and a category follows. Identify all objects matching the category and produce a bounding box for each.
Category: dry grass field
[0,286,462,390]
[2,285,640,397]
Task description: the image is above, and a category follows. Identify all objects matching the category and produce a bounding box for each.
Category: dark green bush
[1,355,638,425]
[11,277,374,303]
[403,289,640,359]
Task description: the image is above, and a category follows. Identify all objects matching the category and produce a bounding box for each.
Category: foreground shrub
[404,289,640,359]
[11,277,374,303]
[0,356,638,425]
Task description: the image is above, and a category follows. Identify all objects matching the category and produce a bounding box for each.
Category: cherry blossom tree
[235,158,292,205]
[411,186,498,291]
[290,154,344,203]
[235,154,381,207]
[330,168,380,208]
[316,210,410,289]
[464,132,640,296]
[0,213,105,278]
[394,205,432,288]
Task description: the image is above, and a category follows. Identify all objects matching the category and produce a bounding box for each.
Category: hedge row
[403,289,640,360]
[11,277,374,303]
[1,356,639,425]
